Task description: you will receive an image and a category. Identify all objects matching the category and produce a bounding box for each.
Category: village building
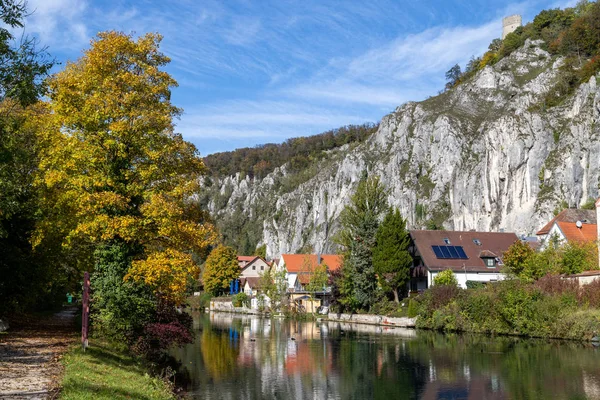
[536,208,597,249]
[233,256,271,296]
[409,230,518,290]
[276,254,342,292]
[276,254,342,311]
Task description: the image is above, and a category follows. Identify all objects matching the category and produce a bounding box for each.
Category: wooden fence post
[82,271,90,351]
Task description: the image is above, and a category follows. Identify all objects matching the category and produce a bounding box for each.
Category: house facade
[276,254,342,292]
[409,230,518,290]
[536,208,597,248]
[230,256,271,296]
[538,220,597,250]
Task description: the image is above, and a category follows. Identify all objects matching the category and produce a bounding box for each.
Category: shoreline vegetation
[206,273,600,342]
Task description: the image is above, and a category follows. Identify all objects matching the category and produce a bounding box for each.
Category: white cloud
[25,0,88,50]
[178,100,371,139]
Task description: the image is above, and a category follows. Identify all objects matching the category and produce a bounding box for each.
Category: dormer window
[484,258,495,268]
[443,238,451,244]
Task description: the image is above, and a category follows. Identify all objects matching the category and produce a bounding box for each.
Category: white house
[409,230,518,290]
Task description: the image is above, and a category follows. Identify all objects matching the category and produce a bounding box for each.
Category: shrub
[560,241,598,274]
[433,269,458,286]
[407,299,418,318]
[580,279,600,308]
[232,292,250,308]
[466,281,485,290]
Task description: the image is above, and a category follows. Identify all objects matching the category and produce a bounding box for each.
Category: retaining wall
[325,313,416,328]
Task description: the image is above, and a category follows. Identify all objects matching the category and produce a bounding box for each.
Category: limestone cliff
[200,39,600,258]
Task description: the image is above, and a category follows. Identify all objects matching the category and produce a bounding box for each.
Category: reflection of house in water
[420,376,506,400]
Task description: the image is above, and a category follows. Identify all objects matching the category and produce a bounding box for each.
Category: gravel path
[0,308,77,399]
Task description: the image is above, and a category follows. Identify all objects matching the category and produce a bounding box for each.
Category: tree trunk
[393,288,399,303]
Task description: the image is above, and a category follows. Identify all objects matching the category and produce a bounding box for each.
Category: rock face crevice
[203,39,600,258]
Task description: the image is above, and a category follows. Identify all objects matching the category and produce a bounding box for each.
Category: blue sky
[26,0,575,155]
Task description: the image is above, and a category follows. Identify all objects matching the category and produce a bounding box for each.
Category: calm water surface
[172,312,600,399]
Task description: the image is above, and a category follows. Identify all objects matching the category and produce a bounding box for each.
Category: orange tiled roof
[237,256,256,262]
[536,209,596,235]
[281,254,342,273]
[556,221,597,243]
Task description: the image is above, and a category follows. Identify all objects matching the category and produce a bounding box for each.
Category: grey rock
[204,40,600,258]
[0,319,9,332]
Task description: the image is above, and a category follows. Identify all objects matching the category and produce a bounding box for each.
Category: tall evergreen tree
[336,176,388,311]
[372,208,412,303]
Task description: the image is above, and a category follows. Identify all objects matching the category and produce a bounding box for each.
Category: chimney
[596,198,600,269]
[317,253,322,265]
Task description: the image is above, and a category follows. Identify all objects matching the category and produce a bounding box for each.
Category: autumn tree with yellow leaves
[36,31,217,338]
[203,245,240,295]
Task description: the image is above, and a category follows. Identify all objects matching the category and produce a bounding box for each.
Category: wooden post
[82,272,90,351]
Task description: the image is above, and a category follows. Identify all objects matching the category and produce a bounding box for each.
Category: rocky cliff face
[202,39,600,258]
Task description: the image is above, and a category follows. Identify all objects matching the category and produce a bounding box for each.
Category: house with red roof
[409,230,519,290]
[276,254,342,292]
[536,208,597,249]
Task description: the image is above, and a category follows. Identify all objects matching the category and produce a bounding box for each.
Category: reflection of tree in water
[200,327,240,381]
[332,335,428,399]
[405,331,600,400]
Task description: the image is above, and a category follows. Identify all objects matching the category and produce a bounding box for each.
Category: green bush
[415,278,600,340]
[407,299,418,318]
[232,292,250,308]
[466,281,485,290]
[433,269,458,286]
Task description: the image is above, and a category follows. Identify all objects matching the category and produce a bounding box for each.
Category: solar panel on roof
[456,246,468,259]
[447,246,459,258]
[432,246,444,258]
[440,246,451,258]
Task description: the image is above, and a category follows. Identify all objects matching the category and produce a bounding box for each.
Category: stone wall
[209,300,261,315]
[325,313,416,328]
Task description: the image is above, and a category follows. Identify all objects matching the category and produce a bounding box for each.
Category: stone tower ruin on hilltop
[502,15,522,39]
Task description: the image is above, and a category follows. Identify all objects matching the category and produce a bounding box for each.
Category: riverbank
[416,277,600,341]
[209,301,417,328]
[60,338,175,400]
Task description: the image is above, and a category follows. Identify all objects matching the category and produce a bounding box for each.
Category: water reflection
[172,312,600,400]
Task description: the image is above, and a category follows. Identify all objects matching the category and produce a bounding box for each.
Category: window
[443,238,451,244]
[473,239,481,246]
[261,265,264,271]
[485,258,495,267]
[252,265,256,270]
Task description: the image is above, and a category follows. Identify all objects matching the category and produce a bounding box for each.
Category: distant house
[230,256,271,295]
[536,208,597,248]
[237,256,270,279]
[537,220,597,250]
[409,230,519,290]
[276,254,342,292]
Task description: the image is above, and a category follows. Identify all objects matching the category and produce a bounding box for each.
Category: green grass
[60,338,175,400]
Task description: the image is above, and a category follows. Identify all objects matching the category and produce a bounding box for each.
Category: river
[171,312,600,399]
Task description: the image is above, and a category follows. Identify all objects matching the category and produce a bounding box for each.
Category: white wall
[539,223,566,250]
[429,271,505,289]
[240,258,270,278]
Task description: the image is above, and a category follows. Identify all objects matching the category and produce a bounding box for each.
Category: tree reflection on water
[171,312,600,400]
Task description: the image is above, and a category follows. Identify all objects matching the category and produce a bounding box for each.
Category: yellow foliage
[126,249,199,304]
[479,51,498,69]
[35,31,218,303]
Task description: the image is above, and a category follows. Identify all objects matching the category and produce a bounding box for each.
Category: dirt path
[0,307,77,399]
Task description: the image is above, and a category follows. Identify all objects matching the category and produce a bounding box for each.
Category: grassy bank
[60,338,175,400]
[415,277,600,341]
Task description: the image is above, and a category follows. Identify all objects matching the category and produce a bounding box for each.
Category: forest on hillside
[203,123,378,179]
